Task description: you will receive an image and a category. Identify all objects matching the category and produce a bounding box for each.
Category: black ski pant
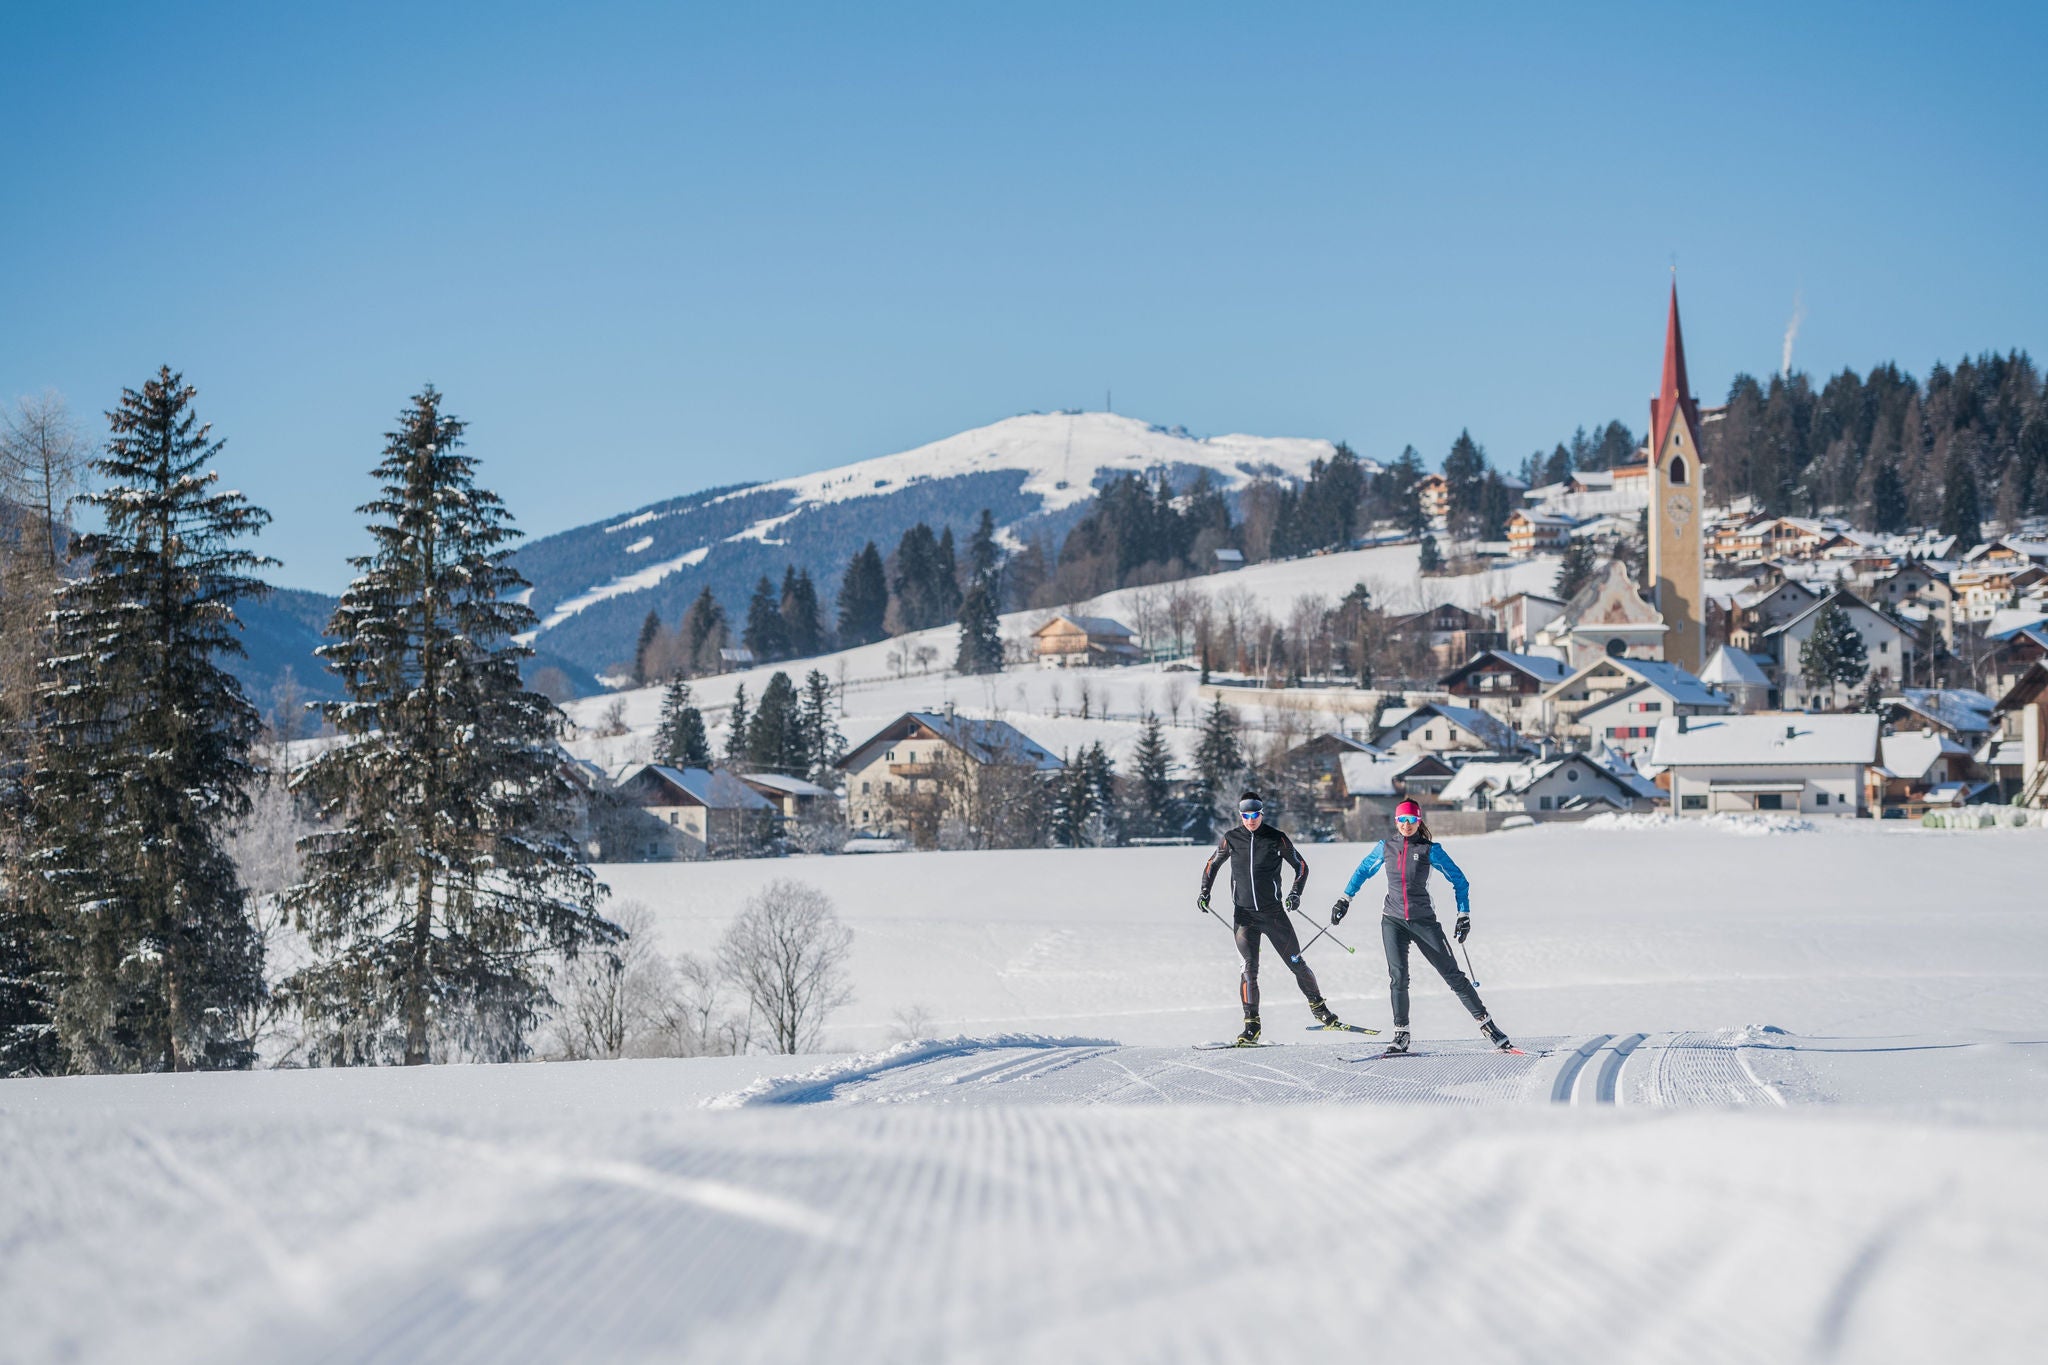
[1235,912,1321,1018]
[1382,915,1487,1029]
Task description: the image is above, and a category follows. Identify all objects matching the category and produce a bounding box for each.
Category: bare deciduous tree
[716,879,854,1053]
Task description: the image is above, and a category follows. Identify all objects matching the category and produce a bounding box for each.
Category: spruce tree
[31,367,270,1072]
[954,572,1003,674]
[633,608,663,684]
[781,567,824,657]
[281,387,615,1066]
[1192,697,1245,836]
[1124,712,1174,840]
[968,508,1001,581]
[1798,601,1870,706]
[935,526,964,620]
[1940,449,1982,549]
[1442,430,1488,533]
[1869,460,1909,535]
[1418,535,1442,574]
[797,670,844,787]
[746,671,805,774]
[656,678,711,767]
[1553,538,1596,599]
[743,574,789,661]
[723,684,750,766]
[679,587,727,675]
[837,542,888,646]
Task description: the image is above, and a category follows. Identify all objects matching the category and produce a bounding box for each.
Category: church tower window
[1670,455,1687,485]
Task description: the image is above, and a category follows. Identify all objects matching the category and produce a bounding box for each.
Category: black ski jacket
[1200,823,1309,921]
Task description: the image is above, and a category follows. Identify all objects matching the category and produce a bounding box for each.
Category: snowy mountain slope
[512,412,1353,677]
[561,540,1560,776]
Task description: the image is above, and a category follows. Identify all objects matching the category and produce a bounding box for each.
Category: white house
[1699,644,1775,713]
[840,711,1063,835]
[1436,752,1655,814]
[1540,656,1729,736]
[1576,673,1734,761]
[1763,589,1913,710]
[1372,702,1528,757]
[614,765,777,859]
[1650,713,1879,817]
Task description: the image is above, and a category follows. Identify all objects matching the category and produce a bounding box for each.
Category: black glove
[1284,892,1301,914]
[1331,897,1349,925]
[1197,894,1211,914]
[1455,914,1470,943]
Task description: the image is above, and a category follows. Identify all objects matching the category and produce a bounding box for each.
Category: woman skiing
[1198,791,1344,1046]
[1330,799,1514,1054]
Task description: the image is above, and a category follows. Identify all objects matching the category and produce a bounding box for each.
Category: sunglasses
[1393,815,1421,825]
[1239,809,1263,820]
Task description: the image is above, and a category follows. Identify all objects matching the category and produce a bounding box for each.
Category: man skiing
[1198,791,1343,1045]
[1331,799,1515,1054]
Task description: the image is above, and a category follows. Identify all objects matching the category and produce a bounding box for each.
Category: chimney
[1786,724,1798,740]
[1676,713,1689,734]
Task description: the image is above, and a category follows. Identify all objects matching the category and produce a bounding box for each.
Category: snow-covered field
[7,822,2046,1364]
[562,540,1561,771]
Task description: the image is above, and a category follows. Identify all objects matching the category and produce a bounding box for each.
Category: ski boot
[1479,1018,1514,1051]
[1383,1029,1411,1054]
[1308,996,1340,1028]
[1234,1016,1262,1047]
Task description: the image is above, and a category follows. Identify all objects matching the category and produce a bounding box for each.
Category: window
[1756,794,1784,811]
[886,750,895,761]
[861,781,870,794]
[1566,768,1579,782]
[1670,455,1688,485]
[1816,791,1830,807]
[1606,638,1626,657]
[1682,794,1707,811]
[1539,796,1554,810]
[1880,641,1890,654]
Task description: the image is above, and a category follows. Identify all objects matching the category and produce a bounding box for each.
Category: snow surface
[7,824,2045,1364]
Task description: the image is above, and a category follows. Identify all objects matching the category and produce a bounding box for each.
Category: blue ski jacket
[1342,838,1470,922]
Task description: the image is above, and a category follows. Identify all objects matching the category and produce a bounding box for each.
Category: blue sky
[5,2,2044,591]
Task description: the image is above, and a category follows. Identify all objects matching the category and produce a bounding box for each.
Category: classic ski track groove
[1595,1033,1650,1105]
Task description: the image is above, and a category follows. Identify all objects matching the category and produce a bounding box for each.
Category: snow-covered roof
[1878,732,1967,782]
[1611,660,1731,708]
[1650,715,1879,768]
[1888,688,1997,737]
[1986,608,2048,641]
[1701,645,1772,688]
[845,712,1064,772]
[1337,750,1439,797]
[1442,650,1572,687]
[637,765,777,810]
[742,772,837,798]
[1438,752,1635,805]
[1411,702,1527,753]
[1035,614,1135,640]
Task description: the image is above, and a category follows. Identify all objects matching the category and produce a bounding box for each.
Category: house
[1032,615,1141,668]
[1962,535,2048,569]
[1984,613,2048,698]
[739,772,840,822]
[1212,547,1245,570]
[1437,649,1573,727]
[1871,731,1985,818]
[1506,509,1575,557]
[1416,472,1450,524]
[1864,562,1955,647]
[1576,675,1734,761]
[717,645,757,671]
[1727,578,1819,652]
[1650,713,1880,817]
[1536,559,1668,668]
[1436,752,1655,815]
[1880,688,1998,747]
[615,764,778,858]
[1699,644,1775,713]
[1763,589,1914,709]
[1279,732,1380,816]
[1372,701,1529,756]
[1721,516,1829,563]
[1331,750,1457,830]
[1952,564,2048,623]
[1386,604,1505,668]
[840,711,1062,837]
[1988,661,2048,807]
[1491,591,1566,651]
[1539,656,1729,736]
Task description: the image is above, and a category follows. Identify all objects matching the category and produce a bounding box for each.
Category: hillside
[510,411,1352,679]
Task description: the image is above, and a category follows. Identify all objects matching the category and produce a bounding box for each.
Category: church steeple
[1645,277,1706,673]
[1649,279,1701,464]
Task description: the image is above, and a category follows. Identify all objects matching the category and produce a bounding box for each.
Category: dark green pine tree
[780,567,824,657]
[954,572,1004,675]
[1798,601,1870,707]
[745,671,805,774]
[934,526,964,620]
[1869,459,1909,535]
[837,541,889,646]
[1123,712,1174,840]
[655,678,711,768]
[1051,743,1119,847]
[1192,697,1245,837]
[1940,449,1982,549]
[29,368,272,1073]
[723,684,750,766]
[1418,534,1443,574]
[892,523,946,629]
[281,387,616,1067]
[1442,430,1489,533]
[743,574,789,661]
[1553,537,1596,600]
[679,586,727,676]
[968,508,1002,581]
[797,669,844,787]
[633,608,663,684]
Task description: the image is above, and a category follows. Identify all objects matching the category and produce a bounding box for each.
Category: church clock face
[1665,491,1694,533]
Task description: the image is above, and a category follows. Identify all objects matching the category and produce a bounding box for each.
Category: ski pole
[1456,938,1481,988]
[1290,907,1355,961]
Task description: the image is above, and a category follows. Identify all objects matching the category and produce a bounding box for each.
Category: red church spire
[1650,278,1700,463]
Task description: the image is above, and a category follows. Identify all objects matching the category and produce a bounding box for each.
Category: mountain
[508,411,1348,682]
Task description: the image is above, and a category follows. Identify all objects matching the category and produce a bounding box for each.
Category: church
[1535,281,1708,672]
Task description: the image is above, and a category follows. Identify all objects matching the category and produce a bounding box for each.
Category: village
[572,291,2048,860]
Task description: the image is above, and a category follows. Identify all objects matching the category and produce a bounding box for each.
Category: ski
[1349,1046,1530,1061]
[1194,1041,1283,1050]
[1304,1022,1381,1036]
